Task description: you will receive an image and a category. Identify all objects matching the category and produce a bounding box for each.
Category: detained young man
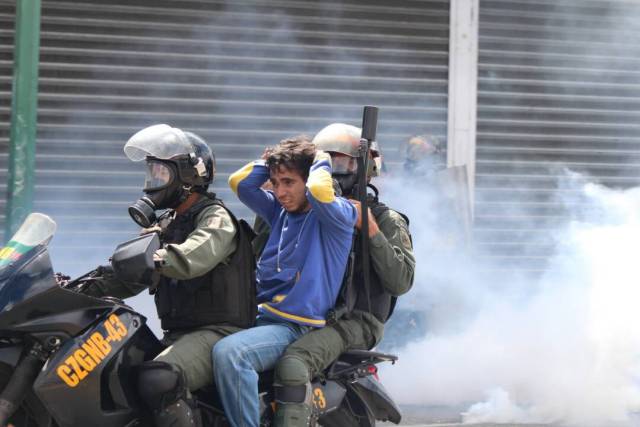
[212,135,357,427]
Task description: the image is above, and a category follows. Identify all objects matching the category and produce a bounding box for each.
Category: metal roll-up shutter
[0,0,449,273]
[0,1,14,243]
[476,0,640,274]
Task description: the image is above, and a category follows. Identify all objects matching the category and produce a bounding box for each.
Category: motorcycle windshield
[0,214,57,309]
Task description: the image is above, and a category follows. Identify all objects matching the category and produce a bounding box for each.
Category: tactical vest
[154,194,257,331]
[348,198,411,324]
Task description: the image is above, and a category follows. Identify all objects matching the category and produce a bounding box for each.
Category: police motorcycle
[0,212,401,427]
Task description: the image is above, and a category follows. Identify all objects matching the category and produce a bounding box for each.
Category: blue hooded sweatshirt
[229,152,356,327]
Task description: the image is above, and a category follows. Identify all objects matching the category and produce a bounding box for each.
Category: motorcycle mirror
[111,233,160,285]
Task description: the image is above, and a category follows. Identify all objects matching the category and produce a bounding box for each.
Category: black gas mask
[330,153,360,197]
[332,173,358,197]
[128,160,187,228]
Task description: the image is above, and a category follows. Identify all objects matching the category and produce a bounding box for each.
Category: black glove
[94,264,115,280]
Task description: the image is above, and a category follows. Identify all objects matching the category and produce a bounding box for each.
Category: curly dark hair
[265,135,316,180]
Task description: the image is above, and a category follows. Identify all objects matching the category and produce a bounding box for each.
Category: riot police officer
[272,123,416,427]
[403,134,446,177]
[85,124,255,427]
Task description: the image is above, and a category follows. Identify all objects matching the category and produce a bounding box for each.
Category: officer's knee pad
[137,361,187,410]
[274,356,311,404]
[275,355,310,386]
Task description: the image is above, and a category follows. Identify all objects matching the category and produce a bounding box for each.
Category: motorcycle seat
[338,349,398,365]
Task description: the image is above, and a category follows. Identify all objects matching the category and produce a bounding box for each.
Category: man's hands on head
[349,199,379,238]
[261,147,276,188]
[313,149,331,165]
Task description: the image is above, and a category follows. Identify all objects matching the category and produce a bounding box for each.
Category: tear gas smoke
[29,0,447,339]
[11,3,640,424]
[380,171,640,426]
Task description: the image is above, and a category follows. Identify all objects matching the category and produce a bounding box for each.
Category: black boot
[273,401,314,427]
[154,398,201,427]
[137,362,202,427]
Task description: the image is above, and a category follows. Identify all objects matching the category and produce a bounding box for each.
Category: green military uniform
[85,198,244,391]
[273,201,415,426]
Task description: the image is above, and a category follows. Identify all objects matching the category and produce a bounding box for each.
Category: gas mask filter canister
[128,196,157,228]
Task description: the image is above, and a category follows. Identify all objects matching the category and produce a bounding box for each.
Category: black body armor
[154,194,256,331]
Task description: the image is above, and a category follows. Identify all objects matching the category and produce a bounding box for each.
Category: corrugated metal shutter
[0,0,449,274]
[0,2,13,241]
[476,0,640,274]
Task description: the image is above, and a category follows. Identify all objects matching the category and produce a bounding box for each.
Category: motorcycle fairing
[0,247,56,316]
[0,246,117,338]
[350,376,401,424]
[33,309,161,427]
[309,379,346,416]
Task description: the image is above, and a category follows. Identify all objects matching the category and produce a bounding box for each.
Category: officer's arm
[155,205,237,280]
[229,161,278,225]
[369,211,415,296]
[81,271,148,300]
[306,151,357,229]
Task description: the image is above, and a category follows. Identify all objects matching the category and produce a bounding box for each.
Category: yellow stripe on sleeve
[260,303,327,326]
[228,162,255,194]
[306,168,335,203]
[272,294,286,303]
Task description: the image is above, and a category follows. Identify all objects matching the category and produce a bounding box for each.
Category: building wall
[0,2,12,235]
[0,0,450,273]
[475,0,640,274]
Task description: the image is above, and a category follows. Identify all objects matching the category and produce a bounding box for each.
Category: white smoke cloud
[379,171,640,426]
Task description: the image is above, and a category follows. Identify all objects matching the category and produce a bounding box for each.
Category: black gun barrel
[361,106,378,142]
[358,105,379,316]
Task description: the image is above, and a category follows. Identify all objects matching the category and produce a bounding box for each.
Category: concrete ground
[418,425,550,427]
[380,405,552,427]
[383,422,550,427]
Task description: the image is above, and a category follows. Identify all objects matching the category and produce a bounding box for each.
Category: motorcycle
[0,213,401,427]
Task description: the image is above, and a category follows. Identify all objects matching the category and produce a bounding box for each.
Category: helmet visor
[331,154,358,175]
[124,124,192,162]
[144,161,174,191]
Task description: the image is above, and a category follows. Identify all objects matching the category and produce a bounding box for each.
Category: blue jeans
[212,317,310,427]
